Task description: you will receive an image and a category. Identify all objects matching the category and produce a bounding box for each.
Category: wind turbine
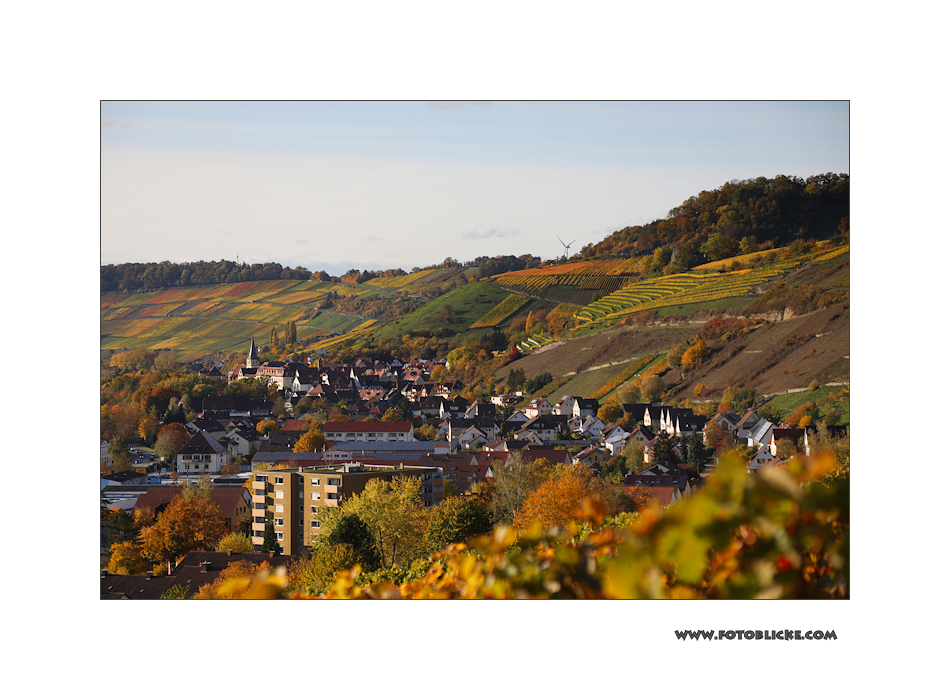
[558,237,576,259]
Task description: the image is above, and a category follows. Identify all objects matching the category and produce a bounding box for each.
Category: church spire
[247,338,259,369]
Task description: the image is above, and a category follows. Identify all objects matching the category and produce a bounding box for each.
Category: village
[100,338,838,599]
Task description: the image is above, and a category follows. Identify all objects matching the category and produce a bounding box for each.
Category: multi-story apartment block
[322,421,414,442]
[250,462,443,555]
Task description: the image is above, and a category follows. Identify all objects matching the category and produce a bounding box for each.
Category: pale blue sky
[101,101,849,274]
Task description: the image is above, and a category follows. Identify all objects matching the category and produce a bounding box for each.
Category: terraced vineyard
[100,279,379,359]
[493,257,646,298]
[573,263,799,324]
[469,293,531,329]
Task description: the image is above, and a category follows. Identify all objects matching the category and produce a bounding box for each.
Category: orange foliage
[513,465,622,530]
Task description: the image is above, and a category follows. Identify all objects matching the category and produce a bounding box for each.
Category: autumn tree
[154,423,191,463]
[293,425,327,453]
[215,532,255,553]
[256,419,277,436]
[107,540,151,575]
[489,453,552,524]
[681,338,709,371]
[639,374,665,402]
[597,399,622,425]
[194,560,276,599]
[512,464,630,530]
[336,476,428,568]
[623,440,646,474]
[289,544,359,595]
[139,481,228,573]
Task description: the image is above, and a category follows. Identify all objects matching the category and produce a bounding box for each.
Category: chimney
[200,561,210,573]
[226,549,233,556]
[269,550,275,558]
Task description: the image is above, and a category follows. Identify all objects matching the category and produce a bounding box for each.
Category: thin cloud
[101,118,128,129]
[220,230,231,236]
[462,225,521,240]
[294,238,309,245]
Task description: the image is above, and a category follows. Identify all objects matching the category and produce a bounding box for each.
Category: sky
[100,101,849,275]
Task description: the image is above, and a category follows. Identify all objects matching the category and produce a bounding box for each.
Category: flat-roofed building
[250,462,442,555]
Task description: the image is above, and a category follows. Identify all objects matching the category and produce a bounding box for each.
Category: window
[277,532,284,541]
[275,476,284,484]
[327,493,339,500]
[311,477,321,485]
[298,491,304,498]
[275,518,283,526]
[275,504,284,513]
[328,478,341,486]
[275,490,284,499]
[311,520,319,528]
[311,506,318,513]
[298,476,304,484]
[311,492,321,500]
[298,519,304,527]
[299,505,304,512]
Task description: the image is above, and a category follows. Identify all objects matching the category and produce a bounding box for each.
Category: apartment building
[250,462,443,555]
[322,421,414,442]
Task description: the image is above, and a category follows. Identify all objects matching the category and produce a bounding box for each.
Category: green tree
[651,432,677,464]
[326,514,382,572]
[105,507,140,544]
[424,495,494,553]
[261,511,281,555]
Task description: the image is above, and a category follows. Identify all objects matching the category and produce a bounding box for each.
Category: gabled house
[176,430,229,476]
[600,424,630,455]
[747,419,775,449]
[572,445,608,466]
[642,405,664,429]
[524,397,553,418]
[734,410,760,441]
[769,427,807,456]
[746,444,775,473]
[576,414,606,437]
[514,415,565,442]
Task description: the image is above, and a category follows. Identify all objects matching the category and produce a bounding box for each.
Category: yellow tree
[293,426,327,452]
[339,476,428,567]
[194,560,275,599]
[681,338,709,371]
[107,540,151,575]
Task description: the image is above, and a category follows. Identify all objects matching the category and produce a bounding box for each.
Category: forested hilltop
[581,173,848,262]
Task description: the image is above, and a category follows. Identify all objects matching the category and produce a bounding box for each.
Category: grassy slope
[375,282,513,340]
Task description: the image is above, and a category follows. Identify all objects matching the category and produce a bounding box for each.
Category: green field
[375,282,515,340]
[759,384,850,427]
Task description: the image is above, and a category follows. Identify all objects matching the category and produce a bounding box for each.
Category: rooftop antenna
[557,237,576,259]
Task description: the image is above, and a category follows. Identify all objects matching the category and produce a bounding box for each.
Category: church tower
[246,338,260,369]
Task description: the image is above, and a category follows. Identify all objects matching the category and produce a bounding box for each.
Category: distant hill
[580,173,848,261]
